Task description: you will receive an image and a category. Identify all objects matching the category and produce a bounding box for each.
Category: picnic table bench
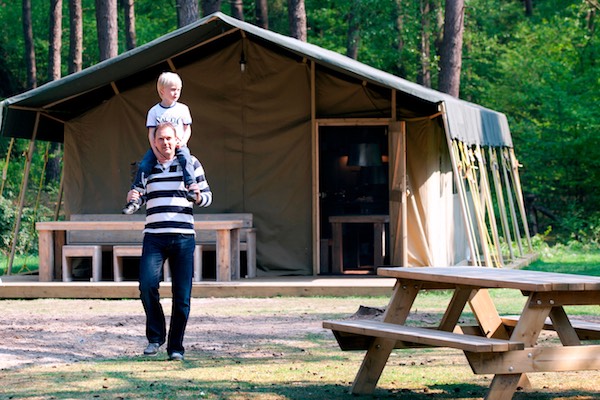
[323,266,600,399]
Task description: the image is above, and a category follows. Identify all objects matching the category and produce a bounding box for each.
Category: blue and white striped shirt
[141,155,212,235]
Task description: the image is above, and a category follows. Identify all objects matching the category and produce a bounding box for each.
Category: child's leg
[132,149,157,192]
[176,146,196,188]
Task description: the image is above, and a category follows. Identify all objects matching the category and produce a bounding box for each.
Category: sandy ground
[0,297,371,370]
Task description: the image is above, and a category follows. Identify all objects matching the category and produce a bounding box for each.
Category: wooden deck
[0,254,538,299]
[0,275,396,299]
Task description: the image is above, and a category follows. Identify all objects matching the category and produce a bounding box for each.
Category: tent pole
[509,148,533,252]
[501,148,523,256]
[460,142,492,267]
[54,165,65,220]
[439,103,479,266]
[388,120,407,267]
[6,113,40,276]
[310,60,320,275]
[0,137,14,197]
[489,147,514,261]
[477,146,504,267]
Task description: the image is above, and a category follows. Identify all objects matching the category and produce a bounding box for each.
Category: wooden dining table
[36,219,244,282]
[323,266,600,399]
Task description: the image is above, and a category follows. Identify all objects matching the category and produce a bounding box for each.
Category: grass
[0,254,38,276]
[1,243,600,399]
[2,296,599,400]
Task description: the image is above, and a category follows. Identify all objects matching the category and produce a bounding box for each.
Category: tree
[523,0,533,16]
[68,0,83,74]
[48,0,62,82]
[255,0,268,29]
[230,0,244,21]
[122,0,136,50]
[47,0,63,185]
[417,0,431,87]
[438,0,464,97]
[177,0,199,27]
[346,0,360,59]
[288,0,307,41]
[22,0,36,89]
[201,0,222,17]
[95,0,118,61]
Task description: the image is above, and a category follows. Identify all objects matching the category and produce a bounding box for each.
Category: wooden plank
[502,315,600,341]
[467,345,600,374]
[469,289,510,339]
[37,220,245,231]
[38,230,53,282]
[439,286,475,331]
[549,306,580,346]
[323,320,524,353]
[377,267,600,292]
[529,290,600,306]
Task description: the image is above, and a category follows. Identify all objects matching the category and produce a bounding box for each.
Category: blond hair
[156,72,182,92]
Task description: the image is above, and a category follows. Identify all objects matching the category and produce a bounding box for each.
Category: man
[126,122,212,361]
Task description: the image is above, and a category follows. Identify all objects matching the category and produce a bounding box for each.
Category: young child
[122,72,199,214]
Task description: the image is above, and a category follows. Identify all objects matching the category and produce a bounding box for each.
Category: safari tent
[0,12,532,277]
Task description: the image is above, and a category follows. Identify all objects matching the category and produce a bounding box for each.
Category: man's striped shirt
[142,155,212,235]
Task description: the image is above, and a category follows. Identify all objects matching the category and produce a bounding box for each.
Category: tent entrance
[318,125,390,275]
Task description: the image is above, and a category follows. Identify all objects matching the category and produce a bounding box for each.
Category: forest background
[0,0,598,267]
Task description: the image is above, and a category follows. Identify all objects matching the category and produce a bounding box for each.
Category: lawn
[0,244,600,399]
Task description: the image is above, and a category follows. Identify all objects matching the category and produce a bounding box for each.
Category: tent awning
[0,12,512,147]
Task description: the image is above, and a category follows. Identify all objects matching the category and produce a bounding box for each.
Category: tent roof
[0,12,512,147]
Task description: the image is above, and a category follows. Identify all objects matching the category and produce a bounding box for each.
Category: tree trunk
[48,0,62,82]
[418,0,431,87]
[433,0,444,55]
[122,0,136,50]
[255,0,268,29]
[201,0,222,17]
[523,0,533,16]
[346,0,360,60]
[68,0,83,74]
[393,0,405,76]
[288,0,307,41]
[230,0,244,21]
[95,0,118,61]
[47,0,63,185]
[438,0,464,97]
[22,0,37,89]
[178,0,199,27]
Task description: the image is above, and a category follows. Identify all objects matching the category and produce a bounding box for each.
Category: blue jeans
[139,233,195,355]
[132,146,195,191]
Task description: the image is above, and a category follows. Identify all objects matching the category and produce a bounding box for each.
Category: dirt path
[0,297,370,370]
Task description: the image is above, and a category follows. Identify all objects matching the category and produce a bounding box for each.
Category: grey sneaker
[168,352,184,361]
[143,342,161,356]
[122,200,140,215]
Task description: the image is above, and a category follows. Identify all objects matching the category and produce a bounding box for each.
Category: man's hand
[127,189,141,203]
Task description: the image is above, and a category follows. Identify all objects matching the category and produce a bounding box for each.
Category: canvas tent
[0,12,531,277]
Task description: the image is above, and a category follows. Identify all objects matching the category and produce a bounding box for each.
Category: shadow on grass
[3,354,599,400]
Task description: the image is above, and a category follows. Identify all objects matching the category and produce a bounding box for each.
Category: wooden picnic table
[323,266,600,399]
[36,219,244,282]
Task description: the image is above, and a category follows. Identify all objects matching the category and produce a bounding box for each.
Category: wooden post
[6,113,39,275]
[0,137,14,197]
[509,148,533,252]
[489,147,513,260]
[501,148,523,256]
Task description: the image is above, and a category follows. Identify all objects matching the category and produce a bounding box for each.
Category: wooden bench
[502,316,600,341]
[323,320,525,353]
[62,245,102,282]
[66,213,256,281]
